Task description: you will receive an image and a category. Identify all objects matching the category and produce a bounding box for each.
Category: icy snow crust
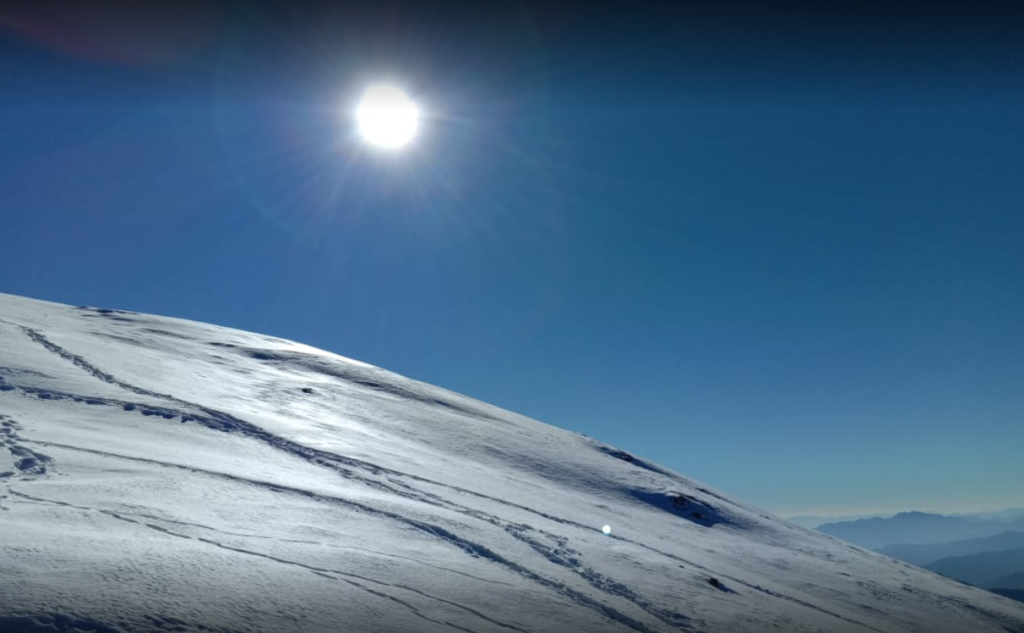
[0,292,1021,633]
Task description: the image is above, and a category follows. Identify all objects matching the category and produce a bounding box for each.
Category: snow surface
[0,291,1021,633]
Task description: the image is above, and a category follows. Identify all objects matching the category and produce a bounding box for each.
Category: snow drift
[0,292,1022,633]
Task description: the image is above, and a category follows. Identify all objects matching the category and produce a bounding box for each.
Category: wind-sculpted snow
[1,293,1023,633]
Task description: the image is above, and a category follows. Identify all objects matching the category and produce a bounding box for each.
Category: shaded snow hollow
[0,292,1021,633]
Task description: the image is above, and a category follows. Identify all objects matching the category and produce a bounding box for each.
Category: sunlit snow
[0,292,1022,633]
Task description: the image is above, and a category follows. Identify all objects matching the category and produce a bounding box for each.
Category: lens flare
[355,84,419,149]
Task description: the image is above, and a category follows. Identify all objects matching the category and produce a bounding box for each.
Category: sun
[354,84,419,150]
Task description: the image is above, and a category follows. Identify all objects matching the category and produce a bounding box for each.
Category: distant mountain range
[816,511,1024,604]
[786,508,1024,532]
[994,589,1024,603]
[817,511,1024,550]
[879,531,1024,567]
[991,573,1024,591]
[924,549,1024,589]
[784,514,885,529]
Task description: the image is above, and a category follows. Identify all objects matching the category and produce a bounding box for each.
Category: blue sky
[1,1,1023,517]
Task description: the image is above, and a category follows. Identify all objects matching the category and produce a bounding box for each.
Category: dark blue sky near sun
[1,1,1022,516]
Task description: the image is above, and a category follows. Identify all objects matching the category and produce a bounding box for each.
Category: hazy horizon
[783,505,1024,526]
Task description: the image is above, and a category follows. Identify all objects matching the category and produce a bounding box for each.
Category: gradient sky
[1,1,1022,517]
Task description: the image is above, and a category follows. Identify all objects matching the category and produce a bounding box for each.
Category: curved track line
[20,440,658,633]
[8,490,486,633]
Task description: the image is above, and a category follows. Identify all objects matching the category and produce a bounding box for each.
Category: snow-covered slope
[1,292,1022,633]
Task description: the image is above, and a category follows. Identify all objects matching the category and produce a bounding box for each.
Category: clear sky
[1,1,1022,517]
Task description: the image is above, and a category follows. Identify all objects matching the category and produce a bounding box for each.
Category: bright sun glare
[355,84,419,150]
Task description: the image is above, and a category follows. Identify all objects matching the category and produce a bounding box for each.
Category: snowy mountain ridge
[1,291,1022,633]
